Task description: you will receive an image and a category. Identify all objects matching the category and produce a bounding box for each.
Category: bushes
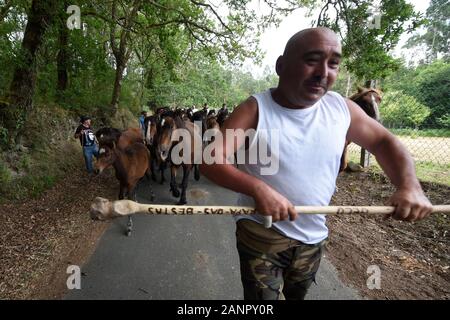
[383,60,450,128]
[0,103,81,202]
[380,91,431,129]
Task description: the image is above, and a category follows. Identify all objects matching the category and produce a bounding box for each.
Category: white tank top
[235,89,351,244]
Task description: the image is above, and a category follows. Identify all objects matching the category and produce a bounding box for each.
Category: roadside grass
[0,104,81,203]
[389,128,450,138]
[0,142,81,203]
[346,150,450,186]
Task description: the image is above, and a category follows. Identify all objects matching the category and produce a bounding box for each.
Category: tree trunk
[345,73,352,97]
[56,1,69,98]
[1,0,56,145]
[111,62,126,114]
[108,0,142,115]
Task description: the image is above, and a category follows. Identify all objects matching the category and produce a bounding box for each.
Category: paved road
[66,174,360,300]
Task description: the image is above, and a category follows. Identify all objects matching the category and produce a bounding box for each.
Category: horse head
[157,116,177,162]
[350,87,383,121]
[95,141,117,175]
[95,127,122,144]
[204,115,221,144]
[144,116,157,146]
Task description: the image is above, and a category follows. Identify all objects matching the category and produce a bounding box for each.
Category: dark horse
[216,104,229,127]
[157,114,201,205]
[143,115,159,182]
[95,139,154,236]
[96,127,143,149]
[340,87,383,172]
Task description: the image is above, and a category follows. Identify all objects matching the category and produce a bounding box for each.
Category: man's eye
[329,61,340,68]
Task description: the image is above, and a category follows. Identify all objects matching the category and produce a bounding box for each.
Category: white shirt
[235,89,351,244]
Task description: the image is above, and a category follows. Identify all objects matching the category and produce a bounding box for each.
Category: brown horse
[204,115,221,145]
[216,105,229,127]
[96,127,143,149]
[144,116,159,181]
[340,87,383,172]
[144,116,158,146]
[96,140,154,236]
[349,87,382,121]
[157,115,201,205]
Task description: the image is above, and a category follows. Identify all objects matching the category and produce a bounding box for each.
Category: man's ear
[275,56,284,76]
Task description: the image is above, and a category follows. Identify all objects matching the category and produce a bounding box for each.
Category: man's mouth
[305,82,326,90]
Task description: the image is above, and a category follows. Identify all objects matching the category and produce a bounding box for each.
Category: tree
[414,60,450,127]
[86,0,312,114]
[0,0,58,146]
[56,0,69,98]
[0,0,14,23]
[383,59,450,128]
[313,0,424,81]
[404,0,450,62]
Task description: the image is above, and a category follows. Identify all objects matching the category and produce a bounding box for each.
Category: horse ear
[357,86,364,93]
[112,140,116,149]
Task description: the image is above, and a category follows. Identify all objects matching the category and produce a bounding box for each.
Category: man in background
[74,115,98,175]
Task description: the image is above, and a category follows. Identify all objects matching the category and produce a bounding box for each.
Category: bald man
[200,28,432,300]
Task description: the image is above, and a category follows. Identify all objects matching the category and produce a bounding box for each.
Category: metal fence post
[360,147,371,167]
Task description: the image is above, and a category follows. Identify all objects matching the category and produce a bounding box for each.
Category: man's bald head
[273,27,342,108]
[283,27,341,58]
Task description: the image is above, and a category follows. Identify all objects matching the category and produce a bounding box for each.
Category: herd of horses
[93,89,382,236]
[94,105,230,235]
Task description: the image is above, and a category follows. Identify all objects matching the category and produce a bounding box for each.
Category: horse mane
[173,115,185,129]
[96,127,122,143]
[124,145,137,156]
[98,137,116,149]
[144,115,156,127]
[349,87,383,101]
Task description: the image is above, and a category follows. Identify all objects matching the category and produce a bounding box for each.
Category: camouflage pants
[236,221,328,300]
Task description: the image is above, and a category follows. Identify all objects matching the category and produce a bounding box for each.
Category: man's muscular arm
[346,99,432,221]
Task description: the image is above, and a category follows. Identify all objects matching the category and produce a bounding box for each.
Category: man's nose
[314,62,329,79]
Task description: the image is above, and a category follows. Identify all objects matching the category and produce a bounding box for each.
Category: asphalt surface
[66,172,360,300]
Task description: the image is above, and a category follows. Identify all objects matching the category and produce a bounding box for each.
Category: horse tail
[194,164,200,181]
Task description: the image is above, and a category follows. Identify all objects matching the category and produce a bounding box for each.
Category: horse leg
[144,171,155,202]
[194,164,200,181]
[339,141,350,172]
[126,184,136,237]
[118,183,125,200]
[170,165,180,198]
[178,164,191,205]
[126,215,133,237]
[151,157,157,182]
[160,160,166,184]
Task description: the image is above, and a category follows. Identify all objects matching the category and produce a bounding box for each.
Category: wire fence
[347,90,450,170]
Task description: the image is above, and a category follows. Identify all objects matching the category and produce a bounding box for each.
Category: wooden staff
[89,197,450,228]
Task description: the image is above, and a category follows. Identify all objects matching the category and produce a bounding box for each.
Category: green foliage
[383,60,450,128]
[0,159,12,184]
[404,0,450,61]
[141,57,278,109]
[413,61,450,127]
[381,91,431,129]
[314,0,423,80]
[437,114,450,128]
